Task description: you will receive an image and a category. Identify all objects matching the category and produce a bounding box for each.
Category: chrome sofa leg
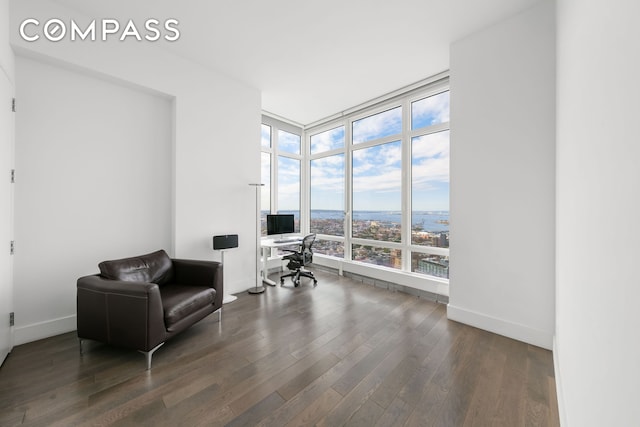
[79,338,84,355]
[140,342,164,370]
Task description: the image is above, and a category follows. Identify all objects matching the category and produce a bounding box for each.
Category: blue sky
[278,156,300,211]
[311,126,344,154]
[260,152,271,210]
[261,124,270,148]
[311,153,344,211]
[264,91,450,212]
[353,107,402,144]
[411,130,450,211]
[278,130,300,155]
[352,141,402,211]
[412,91,449,130]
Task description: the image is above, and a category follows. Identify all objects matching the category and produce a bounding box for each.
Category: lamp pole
[248,183,265,294]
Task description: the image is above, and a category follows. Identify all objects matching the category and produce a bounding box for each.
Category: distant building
[416,256,449,278]
[437,232,449,248]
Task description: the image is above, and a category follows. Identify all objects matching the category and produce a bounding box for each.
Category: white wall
[556,0,640,425]
[0,0,15,361]
[448,1,556,349]
[10,0,261,343]
[0,0,14,83]
[13,56,172,343]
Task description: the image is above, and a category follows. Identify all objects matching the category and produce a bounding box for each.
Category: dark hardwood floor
[0,269,560,426]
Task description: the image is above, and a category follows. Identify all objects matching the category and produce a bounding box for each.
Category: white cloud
[311,158,344,191]
[412,91,450,127]
[353,141,401,167]
[278,129,301,154]
[412,156,449,188]
[260,153,271,183]
[412,130,449,159]
[261,124,271,147]
[353,168,402,193]
[352,106,402,144]
[271,99,449,211]
[352,141,403,195]
[411,130,449,188]
[311,126,344,153]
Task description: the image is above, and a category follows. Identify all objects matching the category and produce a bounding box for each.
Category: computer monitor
[266,214,295,235]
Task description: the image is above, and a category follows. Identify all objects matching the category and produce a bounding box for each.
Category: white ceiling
[52,0,542,125]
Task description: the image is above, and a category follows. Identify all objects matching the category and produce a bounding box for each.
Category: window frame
[306,80,450,279]
[261,115,304,233]
[263,77,450,283]
[307,122,347,258]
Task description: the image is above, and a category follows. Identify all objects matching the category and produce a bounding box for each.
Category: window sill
[313,254,449,299]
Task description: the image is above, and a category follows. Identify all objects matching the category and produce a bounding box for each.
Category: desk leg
[262,246,277,286]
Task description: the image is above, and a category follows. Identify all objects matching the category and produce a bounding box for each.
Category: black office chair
[280,234,318,287]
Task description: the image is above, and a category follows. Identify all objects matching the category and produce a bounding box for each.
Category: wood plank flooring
[0,269,560,426]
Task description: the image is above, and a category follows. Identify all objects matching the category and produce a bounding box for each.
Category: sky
[310,126,344,154]
[263,90,449,212]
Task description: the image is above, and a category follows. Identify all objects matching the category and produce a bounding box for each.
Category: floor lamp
[248,183,265,294]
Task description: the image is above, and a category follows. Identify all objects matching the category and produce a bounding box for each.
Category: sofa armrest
[77,275,166,351]
[172,259,223,309]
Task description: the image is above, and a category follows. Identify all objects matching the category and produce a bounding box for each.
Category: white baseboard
[447,304,553,350]
[14,315,77,346]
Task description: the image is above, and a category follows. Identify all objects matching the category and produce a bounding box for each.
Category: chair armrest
[77,275,166,351]
[172,259,223,308]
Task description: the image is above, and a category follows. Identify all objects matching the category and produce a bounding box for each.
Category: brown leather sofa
[76,249,223,369]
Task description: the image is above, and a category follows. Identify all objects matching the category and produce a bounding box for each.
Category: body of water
[267,210,449,232]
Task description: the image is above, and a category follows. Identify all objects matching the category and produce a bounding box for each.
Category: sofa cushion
[160,284,216,327]
[98,250,174,285]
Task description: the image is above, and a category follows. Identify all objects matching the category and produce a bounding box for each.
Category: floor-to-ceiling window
[263,77,449,281]
[309,126,345,257]
[260,116,303,235]
[260,124,272,235]
[409,91,450,278]
[351,106,404,269]
[307,79,450,279]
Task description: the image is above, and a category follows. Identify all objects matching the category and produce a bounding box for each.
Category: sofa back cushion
[99,249,174,285]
